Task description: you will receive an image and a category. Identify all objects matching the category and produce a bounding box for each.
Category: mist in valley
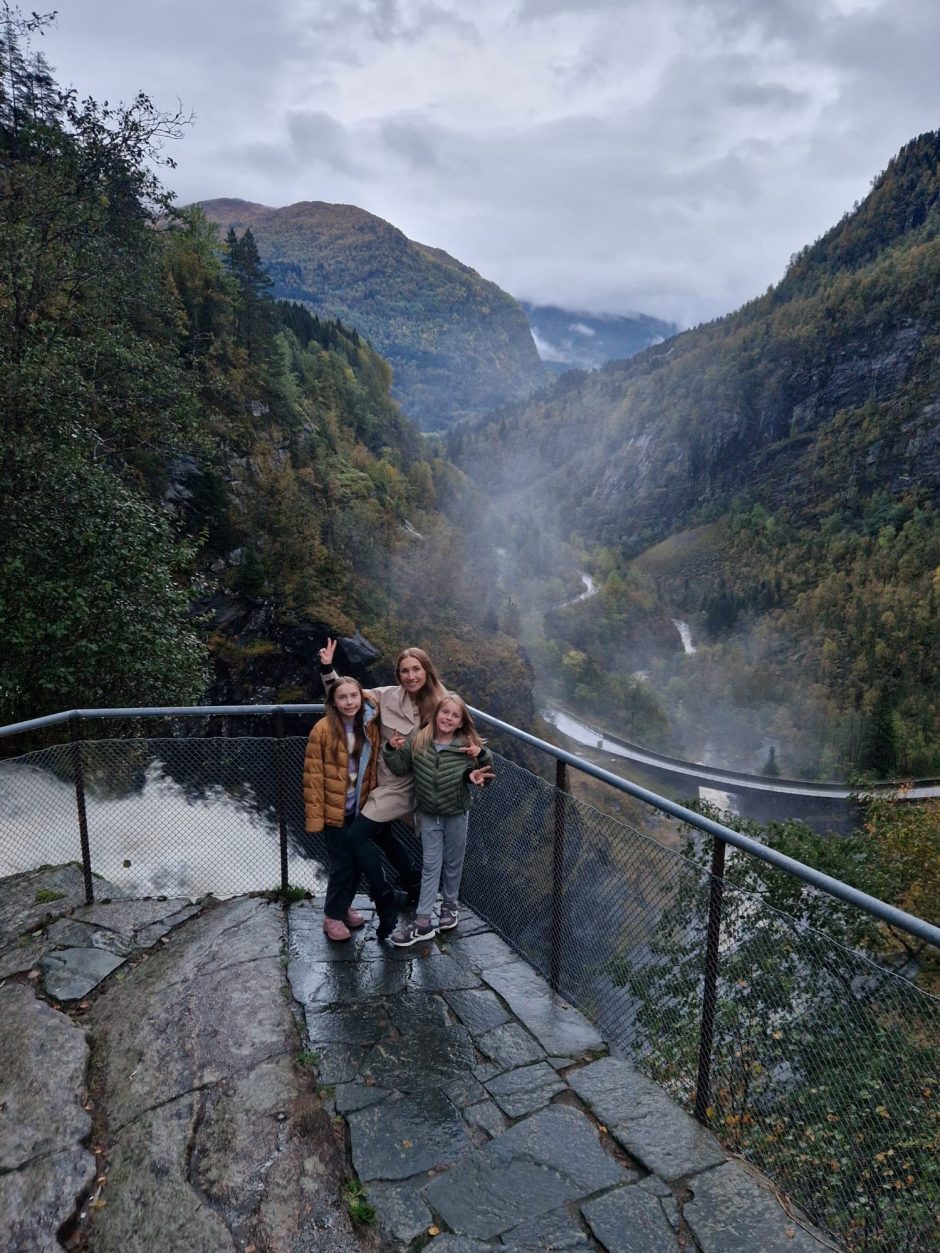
[455,442,843,785]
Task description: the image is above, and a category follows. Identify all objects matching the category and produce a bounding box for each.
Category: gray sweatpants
[416,809,469,920]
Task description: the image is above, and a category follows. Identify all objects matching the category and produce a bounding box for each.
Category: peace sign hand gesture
[319,637,337,666]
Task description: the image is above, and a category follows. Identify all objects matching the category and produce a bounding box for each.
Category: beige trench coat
[323,672,421,823]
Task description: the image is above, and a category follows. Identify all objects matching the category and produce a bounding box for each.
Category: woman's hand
[319,637,337,666]
[469,765,495,787]
[388,731,406,750]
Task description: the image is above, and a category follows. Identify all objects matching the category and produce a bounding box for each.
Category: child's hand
[469,765,495,787]
[388,731,405,750]
[462,743,482,759]
[319,637,337,666]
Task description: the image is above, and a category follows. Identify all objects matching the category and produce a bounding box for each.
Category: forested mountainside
[521,302,678,373]
[452,132,940,780]
[196,199,548,431]
[0,16,533,731]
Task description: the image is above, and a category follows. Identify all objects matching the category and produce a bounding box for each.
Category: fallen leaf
[401,1139,413,1149]
[427,1227,440,1236]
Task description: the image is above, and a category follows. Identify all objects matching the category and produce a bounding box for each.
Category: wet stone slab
[362,992,477,1093]
[348,1088,473,1181]
[304,998,394,1046]
[424,1104,630,1240]
[446,929,525,972]
[442,986,512,1035]
[463,1099,507,1138]
[475,1019,545,1069]
[291,956,411,1005]
[502,1205,596,1248]
[442,1072,488,1109]
[483,962,606,1057]
[363,1179,433,1247]
[40,945,126,1000]
[568,1056,725,1182]
[581,1182,680,1252]
[484,1060,567,1117]
[683,1161,830,1252]
[333,1080,392,1114]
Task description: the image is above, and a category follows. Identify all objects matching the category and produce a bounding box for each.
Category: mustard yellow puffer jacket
[302,697,380,833]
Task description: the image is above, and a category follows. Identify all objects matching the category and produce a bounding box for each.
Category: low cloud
[39,0,940,326]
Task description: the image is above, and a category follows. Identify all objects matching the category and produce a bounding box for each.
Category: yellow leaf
[428,1226,440,1236]
[401,1139,412,1149]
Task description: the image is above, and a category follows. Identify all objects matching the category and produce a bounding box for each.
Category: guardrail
[1,705,937,1250]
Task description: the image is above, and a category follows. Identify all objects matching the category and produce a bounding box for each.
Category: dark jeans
[366,818,422,899]
[323,813,418,920]
[323,814,359,921]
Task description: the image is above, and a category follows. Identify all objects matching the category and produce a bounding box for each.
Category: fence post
[694,836,726,1124]
[550,759,568,992]
[274,707,289,892]
[69,714,94,905]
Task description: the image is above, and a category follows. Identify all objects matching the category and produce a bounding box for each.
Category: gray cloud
[37,0,940,327]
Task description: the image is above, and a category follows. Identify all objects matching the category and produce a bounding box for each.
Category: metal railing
[1,705,938,1251]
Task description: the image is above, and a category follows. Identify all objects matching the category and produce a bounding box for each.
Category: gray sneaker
[438,904,458,931]
[390,919,437,947]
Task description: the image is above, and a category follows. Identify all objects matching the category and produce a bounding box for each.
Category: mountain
[196,199,548,431]
[452,131,940,779]
[521,302,678,373]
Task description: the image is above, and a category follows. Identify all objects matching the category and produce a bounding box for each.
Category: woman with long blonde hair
[319,638,447,930]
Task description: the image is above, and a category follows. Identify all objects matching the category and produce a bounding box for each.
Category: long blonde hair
[412,693,482,756]
[396,646,446,724]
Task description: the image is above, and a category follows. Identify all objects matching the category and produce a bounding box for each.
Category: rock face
[0,984,95,1253]
[197,199,548,430]
[0,875,370,1253]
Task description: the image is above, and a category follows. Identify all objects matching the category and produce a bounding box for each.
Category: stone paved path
[0,866,834,1251]
[287,897,833,1252]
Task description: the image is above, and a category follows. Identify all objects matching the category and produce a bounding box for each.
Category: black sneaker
[438,904,458,931]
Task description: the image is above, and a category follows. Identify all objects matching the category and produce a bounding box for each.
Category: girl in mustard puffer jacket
[303,677,400,942]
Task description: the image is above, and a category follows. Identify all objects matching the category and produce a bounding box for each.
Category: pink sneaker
[346,908,366,929]
[322,917,351,942]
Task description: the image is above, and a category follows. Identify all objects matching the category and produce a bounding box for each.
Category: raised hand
[469,765,495,787]
[388,731,406,750]
[318,636,337,666]
[461,742,482,759]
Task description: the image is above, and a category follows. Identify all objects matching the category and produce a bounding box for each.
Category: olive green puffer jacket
[383,733,493,817]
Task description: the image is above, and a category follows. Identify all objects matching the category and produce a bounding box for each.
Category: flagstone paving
[287,897,833,1251]
[0,867,834,1251]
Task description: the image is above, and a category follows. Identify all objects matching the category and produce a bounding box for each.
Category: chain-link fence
[0,716,937,1251]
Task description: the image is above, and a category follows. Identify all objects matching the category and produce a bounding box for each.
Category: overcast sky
[37,0,940,328]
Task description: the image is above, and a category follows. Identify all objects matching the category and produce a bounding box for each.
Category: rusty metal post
[694,836,726,1124]
[70,714,94,905]
[550,758,568,992]
[274,708,289,892]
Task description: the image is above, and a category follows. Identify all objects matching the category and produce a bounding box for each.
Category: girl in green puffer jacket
[383,693,494,946]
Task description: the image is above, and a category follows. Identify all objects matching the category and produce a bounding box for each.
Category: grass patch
[297,1050,319,1068]
[342,1179,376,1226]
[34,888,66,904]
[267,884,309,904]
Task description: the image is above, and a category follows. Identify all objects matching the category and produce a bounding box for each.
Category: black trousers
[323,813,416,920]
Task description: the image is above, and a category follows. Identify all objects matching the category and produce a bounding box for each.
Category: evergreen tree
[225,225,274,363]
[0,9,206,720]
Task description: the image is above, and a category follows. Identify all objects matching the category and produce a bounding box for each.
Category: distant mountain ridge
[452,130,940,779]
[521,302,678,373]
[197,199,548,430]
